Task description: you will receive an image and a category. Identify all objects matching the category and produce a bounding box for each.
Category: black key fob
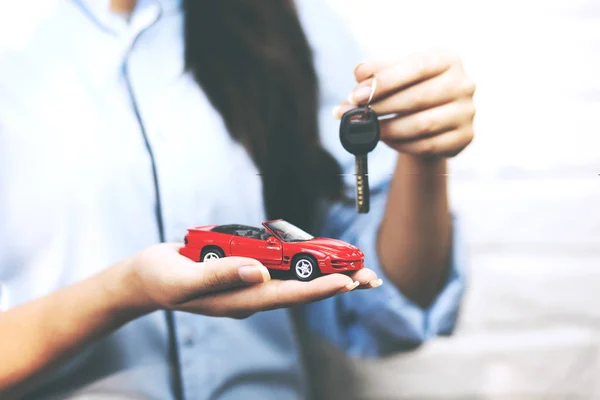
[339,106,380,214]
[339,107,380,155]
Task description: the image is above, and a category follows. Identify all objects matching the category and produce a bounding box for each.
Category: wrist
[98,259,157,323]
[397,153,447,176]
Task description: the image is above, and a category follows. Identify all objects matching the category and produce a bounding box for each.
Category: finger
[347,268,383,289]
[387,127,474,159]
[354,60,394,83]
[364,69,475,116]
[178,273,358,318]
[379,100,476,142]
[170,256,271,303]
[351,52,456,104]
[332,102,357,119]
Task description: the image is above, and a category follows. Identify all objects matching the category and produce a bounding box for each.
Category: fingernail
[368,279,383,288]
[332,105,341,118]
[347,93,356,105]
[333,104,355,119]
[238,265,270,283]
[344,280,360,291]
[350,86,372,104]
[354,62,365,75]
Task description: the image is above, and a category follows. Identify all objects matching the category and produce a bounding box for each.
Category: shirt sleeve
[300,158,468,357]
[294,0,467,357]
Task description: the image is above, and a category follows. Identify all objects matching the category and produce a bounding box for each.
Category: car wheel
[201,247,225,262]
[293,255,319,281]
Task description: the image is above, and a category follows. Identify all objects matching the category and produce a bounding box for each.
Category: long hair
[183,0,343,231]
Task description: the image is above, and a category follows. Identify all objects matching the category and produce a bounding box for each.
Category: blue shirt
[0,0,466,398]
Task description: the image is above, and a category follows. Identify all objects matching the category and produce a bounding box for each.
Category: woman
[0,0,475,398]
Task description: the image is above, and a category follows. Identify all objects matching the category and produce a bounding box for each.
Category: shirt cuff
[339,195,468,357]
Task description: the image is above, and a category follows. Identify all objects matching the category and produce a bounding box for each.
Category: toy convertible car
[180,219,364,281]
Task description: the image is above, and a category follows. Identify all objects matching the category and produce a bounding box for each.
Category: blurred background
[309,0,600,398]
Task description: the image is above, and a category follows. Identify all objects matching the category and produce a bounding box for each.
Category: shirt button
[181,326,196,347]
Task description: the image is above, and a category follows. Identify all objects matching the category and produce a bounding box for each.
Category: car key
[339,106,380,213]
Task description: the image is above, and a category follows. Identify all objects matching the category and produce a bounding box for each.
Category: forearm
[378,154,452,308]
[0,260,145,398]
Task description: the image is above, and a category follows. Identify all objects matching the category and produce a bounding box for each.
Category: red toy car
[180,219,364,281]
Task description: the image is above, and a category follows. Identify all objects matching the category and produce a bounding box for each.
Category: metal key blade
[340,106,379,215]
[355,154,369,213]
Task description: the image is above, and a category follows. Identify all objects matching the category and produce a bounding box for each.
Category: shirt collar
[72,0,180,37]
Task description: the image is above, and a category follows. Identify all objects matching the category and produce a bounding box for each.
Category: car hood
[296,238,363,259]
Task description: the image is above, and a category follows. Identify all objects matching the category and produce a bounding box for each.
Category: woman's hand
[331,51,475,306]
[1,245,381,397]
[334,51,475,159]
[116,244,381,319]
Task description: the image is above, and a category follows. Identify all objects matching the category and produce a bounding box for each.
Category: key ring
[364,75,377,116]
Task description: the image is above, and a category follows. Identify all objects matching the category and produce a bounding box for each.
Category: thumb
[172,256,271,303]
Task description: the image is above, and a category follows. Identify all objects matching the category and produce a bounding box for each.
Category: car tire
[200,247,225,262]
[292,255,320,281]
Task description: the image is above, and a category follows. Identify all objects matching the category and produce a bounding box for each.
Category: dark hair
[183,0,343,231]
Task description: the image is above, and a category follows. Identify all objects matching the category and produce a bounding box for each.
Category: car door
[230,234,283,267]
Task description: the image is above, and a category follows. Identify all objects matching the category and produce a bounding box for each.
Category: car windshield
[264,220,314,242]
